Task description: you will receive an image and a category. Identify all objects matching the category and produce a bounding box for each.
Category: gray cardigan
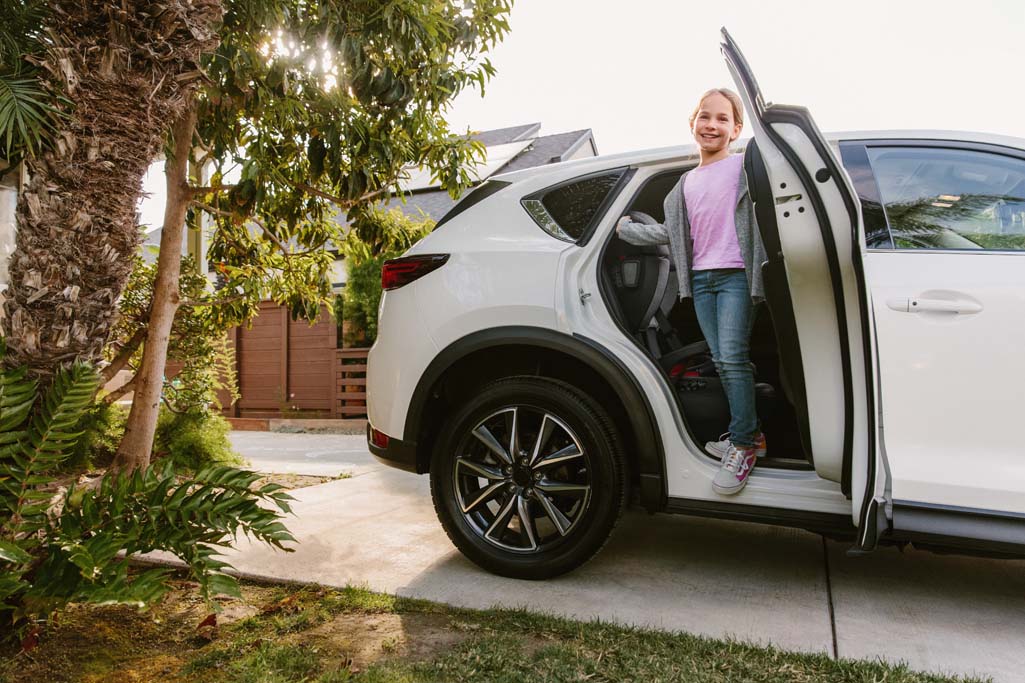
[617,154,766,303]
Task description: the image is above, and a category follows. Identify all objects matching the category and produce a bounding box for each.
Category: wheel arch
[404,326,667,512]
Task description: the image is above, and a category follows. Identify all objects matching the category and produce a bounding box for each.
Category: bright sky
[139,0,1025,231]
[445,0,1025,154]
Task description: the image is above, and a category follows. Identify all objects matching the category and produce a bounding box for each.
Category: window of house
[867,147,1025,251]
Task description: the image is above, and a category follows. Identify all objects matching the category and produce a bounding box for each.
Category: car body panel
[865,250,1025,514]
[367,284,440,438]
[371,181,567,441]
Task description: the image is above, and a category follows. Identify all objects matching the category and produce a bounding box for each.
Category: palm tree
[0,0,221,380]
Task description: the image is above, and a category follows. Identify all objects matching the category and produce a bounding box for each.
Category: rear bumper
[366,423,419,473]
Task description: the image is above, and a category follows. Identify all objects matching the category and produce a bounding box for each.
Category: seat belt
[655,310,683,351]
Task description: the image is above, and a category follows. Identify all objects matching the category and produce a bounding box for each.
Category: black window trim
[519,166,635,246]
[839,142,895,249]
[844,138,1025,255]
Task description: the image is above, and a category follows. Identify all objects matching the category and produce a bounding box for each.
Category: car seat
[609,211,779,449]
[608,211,711,365]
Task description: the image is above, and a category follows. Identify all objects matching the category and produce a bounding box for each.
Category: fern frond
[1,362,99,540]
[0,363,36,440]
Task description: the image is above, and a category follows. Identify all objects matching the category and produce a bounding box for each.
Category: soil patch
[295,612,466,673]
[251,472,350,491]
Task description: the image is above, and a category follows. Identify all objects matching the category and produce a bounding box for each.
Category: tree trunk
[111,108,196,472]
[2,0,221,382]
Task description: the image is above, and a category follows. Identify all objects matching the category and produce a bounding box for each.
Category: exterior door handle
[886,297,983,314]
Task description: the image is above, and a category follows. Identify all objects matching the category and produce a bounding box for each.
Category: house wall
[565,141,597,161]
[0,167,20,288]
[330,258,348,288]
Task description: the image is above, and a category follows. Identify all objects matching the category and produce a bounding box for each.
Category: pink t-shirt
[684,154,745,270]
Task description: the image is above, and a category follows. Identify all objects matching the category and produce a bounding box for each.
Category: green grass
[179,584,987,683]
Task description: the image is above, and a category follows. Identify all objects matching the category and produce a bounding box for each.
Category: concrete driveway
[225,432,1025,682]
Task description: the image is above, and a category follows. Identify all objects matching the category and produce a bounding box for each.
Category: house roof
[471,122,541,146]
[378,190,460,223]
[391,126,597,221]
[498,129,596,174]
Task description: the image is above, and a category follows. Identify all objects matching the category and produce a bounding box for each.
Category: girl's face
[691,93,741,155]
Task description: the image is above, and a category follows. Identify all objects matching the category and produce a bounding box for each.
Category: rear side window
[522,169,628,243]
[433,180,511,231]
[868,146,1025,250]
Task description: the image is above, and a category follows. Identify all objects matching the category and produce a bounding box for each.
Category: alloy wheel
[453,406,591,553]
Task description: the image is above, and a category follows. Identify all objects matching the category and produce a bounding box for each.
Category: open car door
[721,29,885,549]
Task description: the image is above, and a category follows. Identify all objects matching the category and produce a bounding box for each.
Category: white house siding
[0,167,19,288]
[565,141,597,161]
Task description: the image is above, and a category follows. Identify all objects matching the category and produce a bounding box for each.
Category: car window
[867,146,1025,251]
[522,169,626,243]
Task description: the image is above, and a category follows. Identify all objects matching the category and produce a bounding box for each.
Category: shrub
[66,403,240,475]
[0,343,294,646]
[342,249,389,345]
[153,410,243,472]
[65,402,128,471]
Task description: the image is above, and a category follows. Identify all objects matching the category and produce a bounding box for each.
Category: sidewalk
[208,432,1025,682]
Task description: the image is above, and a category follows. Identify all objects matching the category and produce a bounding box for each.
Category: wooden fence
[220,301,369,419]
[336,347,369,417]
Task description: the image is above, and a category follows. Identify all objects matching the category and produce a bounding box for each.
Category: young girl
[616,88,767,495]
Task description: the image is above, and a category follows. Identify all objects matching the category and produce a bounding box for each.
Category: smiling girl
[616,88,768,495]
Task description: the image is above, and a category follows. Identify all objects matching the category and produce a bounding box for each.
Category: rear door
[721,29,884,545]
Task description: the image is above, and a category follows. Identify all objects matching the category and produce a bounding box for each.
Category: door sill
[665,496,855,539]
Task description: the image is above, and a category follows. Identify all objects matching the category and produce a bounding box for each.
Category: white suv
[367,30,1025,579]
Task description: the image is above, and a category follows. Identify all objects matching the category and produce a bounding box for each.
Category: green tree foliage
[342,207,433,345]
[0,340,294,643]
[200,0,513,321]
[67,404,241,474]
[107,254,241,415]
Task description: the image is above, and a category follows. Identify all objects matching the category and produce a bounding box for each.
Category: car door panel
[721,29,882,534]
[867,251,1025,513]
[842,139,1025,542]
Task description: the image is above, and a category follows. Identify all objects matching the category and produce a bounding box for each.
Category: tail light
[381,254,449,291]
[370,427,390,449]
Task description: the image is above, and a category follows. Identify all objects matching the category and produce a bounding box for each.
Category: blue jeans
[691,269,759,447]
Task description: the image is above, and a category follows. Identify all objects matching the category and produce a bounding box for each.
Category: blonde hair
[689,88,744,132]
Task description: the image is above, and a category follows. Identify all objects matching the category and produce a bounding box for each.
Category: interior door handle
[886,297,983,314]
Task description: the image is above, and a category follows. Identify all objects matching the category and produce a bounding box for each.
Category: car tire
[430,376,626,580]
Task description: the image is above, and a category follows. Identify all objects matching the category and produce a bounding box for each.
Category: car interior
[599,166,811,470]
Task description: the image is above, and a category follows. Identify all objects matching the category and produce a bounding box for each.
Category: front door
[720,29,883,543]
[840,139,1025,546]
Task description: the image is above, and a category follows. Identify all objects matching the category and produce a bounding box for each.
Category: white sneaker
[712,444,759,496]
[705,433,733,461]
[705,432,767,460]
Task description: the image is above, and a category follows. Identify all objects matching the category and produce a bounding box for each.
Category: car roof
[492,129,1025,184]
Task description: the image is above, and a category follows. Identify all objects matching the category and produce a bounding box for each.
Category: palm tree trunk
[111,108,196,471]
[2,0,220,382]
